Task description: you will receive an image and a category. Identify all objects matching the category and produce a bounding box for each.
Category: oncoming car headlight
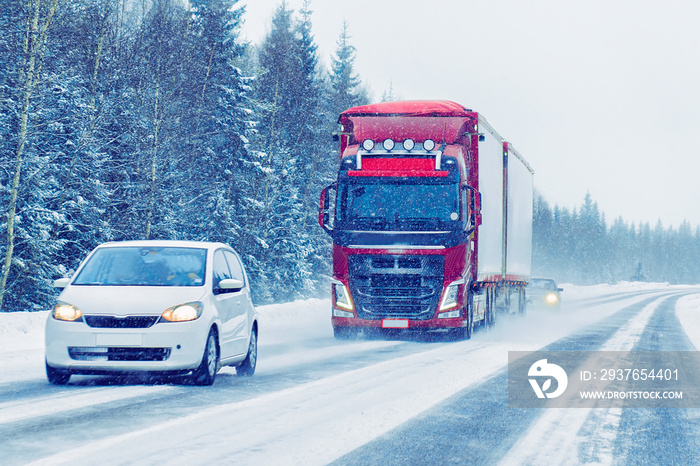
[545,293,560,305]
[52,302,83,322]
[161,302,203,322]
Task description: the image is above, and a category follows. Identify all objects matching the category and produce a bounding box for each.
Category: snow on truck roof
[340,100,474,118]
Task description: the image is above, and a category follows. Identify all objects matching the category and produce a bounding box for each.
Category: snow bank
[675,294,700,351]
[559,281,675,302]
[0,310,48,352]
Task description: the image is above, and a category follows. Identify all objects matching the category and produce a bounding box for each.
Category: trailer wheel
[518,286,527,315]
[485,287,496,328]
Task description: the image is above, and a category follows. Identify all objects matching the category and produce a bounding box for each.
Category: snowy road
[2,284,700,465]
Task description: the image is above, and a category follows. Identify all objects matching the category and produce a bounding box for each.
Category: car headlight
[52,302,83,322]
[439,282,462,311]
[161,302,203,322]
[545,293,559,305]
[332,282,353,311]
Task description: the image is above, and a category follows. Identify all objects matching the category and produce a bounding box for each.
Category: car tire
[46,361,70,385]
[192,329,219,386]
[237,326,257,377]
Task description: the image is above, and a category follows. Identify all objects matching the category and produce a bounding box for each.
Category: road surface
[1,285,699,465]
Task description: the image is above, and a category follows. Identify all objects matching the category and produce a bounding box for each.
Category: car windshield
[72,247,207,286]
[529,279,556,290]
[337,178,460,230]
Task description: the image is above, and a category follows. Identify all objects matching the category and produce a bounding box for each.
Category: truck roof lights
[424,139,436,151]
[383,139,395,151]
[362,139,375,151]
[403,139,415,151]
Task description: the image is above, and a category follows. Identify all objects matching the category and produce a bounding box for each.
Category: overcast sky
[240,0,700,229]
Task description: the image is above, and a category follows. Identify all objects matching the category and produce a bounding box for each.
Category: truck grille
[85,315,160,329]
[348,254,444,320]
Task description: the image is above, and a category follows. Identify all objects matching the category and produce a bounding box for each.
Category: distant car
[526,278,563,310]
[45,240,258,386]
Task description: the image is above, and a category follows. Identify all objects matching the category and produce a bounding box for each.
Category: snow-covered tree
[329,20,369,117]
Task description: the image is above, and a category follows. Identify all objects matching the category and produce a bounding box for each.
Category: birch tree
[0,0,66,311]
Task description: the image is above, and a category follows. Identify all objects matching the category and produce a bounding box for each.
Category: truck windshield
[337,178,460,231]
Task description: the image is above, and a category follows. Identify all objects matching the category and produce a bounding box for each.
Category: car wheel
[46,361,70,385]
[192,329,219,386]
[237,326,257,377]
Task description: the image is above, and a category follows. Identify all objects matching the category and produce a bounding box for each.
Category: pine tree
[177,0,251,245]
[329,21,369,117]
[248,1,329,302]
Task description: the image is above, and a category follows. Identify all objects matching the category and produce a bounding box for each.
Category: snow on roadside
[675,294,700,351]
[559,281,675,302]
[0,310,48,352]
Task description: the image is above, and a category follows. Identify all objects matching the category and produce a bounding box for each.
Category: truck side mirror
[463,186,482,231]
[319,183,337,234]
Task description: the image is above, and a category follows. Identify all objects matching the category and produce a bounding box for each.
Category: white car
[45,240,258,385]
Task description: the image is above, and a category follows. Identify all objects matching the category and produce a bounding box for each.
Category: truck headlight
[333,282,353,311]
[333,308,355,318]
[439,282,462,311]
[545,293,559,305]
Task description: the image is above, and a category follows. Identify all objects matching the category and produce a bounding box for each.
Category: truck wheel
[237,326,258,377]
[46,361,70,385]
[333,326,357,340]
[192,329,218,386]
[447,327,467,341]
[466,293,475,338]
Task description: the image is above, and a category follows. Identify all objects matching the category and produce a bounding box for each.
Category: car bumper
[45,317,211,373]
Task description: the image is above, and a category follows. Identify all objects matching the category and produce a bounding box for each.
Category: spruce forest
[0,0,697,312]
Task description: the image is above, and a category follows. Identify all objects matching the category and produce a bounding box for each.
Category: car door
[212,249,240,359]
[223,250,251,355]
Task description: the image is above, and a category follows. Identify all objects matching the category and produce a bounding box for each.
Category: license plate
[95,333,143,346]
[382,319,409,329]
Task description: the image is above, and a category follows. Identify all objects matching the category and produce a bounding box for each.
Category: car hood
[58,285,208,316]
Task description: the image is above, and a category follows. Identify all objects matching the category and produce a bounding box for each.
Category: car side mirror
[54,278,71,289]
[218,278,244,292]
[558,288,563,293]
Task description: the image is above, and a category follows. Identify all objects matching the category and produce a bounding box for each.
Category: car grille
[348,254,444,320]
[84,315,160,329]
[68,347,171,361]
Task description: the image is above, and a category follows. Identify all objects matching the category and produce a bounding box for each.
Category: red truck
[319,100,533,339]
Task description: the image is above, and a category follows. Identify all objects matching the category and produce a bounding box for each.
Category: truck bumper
[332,313,467,331]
